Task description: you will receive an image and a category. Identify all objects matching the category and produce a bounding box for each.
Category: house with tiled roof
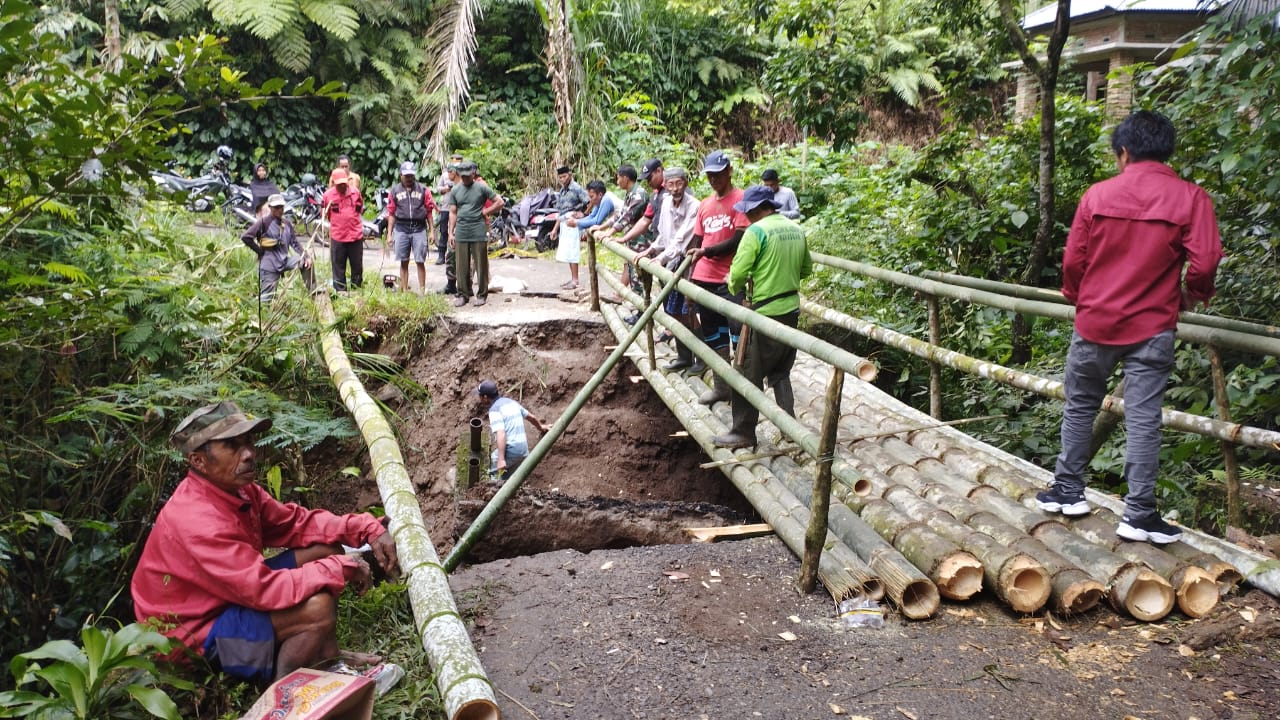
[1013,1,1218,119]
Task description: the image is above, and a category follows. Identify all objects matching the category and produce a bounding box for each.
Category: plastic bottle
[366,662,405,697]
[837,597,884,628]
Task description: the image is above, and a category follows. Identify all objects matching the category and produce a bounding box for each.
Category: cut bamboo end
[1056,575,1106,615]
[854,361,878,382]
[860,577,886,602]
[1210,564,1244,597]
[1001,555,1052,614]
[455,700,501,720]
[849,476,872,496]
[1113,567,1175,622]
[1176,566,1220,619]
[898,579,941,620]
[936,554,984,601]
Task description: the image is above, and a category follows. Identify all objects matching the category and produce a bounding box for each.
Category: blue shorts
[202,550,296,681]
[393,229,428,263]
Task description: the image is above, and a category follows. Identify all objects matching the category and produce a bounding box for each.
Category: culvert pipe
[600,239,878,382]
[313,291,499,720]
[469,417,483,455]
[599,307,882,605]
[466,457,480,488]
[444,256,694,573]
[597,270,871,498]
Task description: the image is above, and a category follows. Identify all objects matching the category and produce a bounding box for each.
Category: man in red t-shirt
[1036,110,1222,545]
[686,150,750,402]
[323,168,365,291]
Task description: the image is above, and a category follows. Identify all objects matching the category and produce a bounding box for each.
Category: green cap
[170,401,272,454]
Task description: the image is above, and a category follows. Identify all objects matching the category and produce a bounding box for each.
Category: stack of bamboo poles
[597,264,1252,622]
[313,291,500,720]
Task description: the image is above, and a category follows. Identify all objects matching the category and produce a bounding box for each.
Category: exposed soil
[303,276,1280,720]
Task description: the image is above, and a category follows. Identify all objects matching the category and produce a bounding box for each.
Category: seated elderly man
[131,401,399,682]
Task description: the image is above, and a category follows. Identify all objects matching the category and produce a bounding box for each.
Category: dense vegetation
[3,0,1279,716]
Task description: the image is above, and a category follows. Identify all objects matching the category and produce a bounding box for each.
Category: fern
[161,0,204,21]
[272,19,313,72]
[299,0,360,40]
[208,0,292,39]
[43,261,90,284]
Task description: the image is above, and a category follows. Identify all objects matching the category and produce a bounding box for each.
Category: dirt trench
[348,317,756,562]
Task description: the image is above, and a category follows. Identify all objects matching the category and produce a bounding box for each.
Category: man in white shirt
[762,168,802,221]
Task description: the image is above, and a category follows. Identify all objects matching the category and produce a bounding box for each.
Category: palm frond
[415,0,484,162]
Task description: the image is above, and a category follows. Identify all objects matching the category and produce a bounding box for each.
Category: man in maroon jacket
[1036,110,1223,545]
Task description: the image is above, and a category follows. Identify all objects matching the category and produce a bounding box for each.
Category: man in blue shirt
[477,380,547,479]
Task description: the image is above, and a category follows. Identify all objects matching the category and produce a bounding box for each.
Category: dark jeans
[436,211,449,259]
[330,239,364,290]
[728,310,800,437]
[1054,330,1174,518]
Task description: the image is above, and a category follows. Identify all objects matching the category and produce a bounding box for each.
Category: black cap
[476,380,499,398]
[617,164,638,181]
[640,158,662,180]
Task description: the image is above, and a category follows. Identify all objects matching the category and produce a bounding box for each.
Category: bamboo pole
[918,269,1280,339]
[642,270,656,370]
[801,369,844,593]
[1209,346,1242,528]
[926,294,942,419]
[813,253,1280,356]
[444,256,694,572]
[601,238,878,382]
[586,235,600,312]
[312,291,498,720]
[800,299,1280,450]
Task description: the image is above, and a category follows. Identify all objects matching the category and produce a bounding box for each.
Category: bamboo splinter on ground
[313,291,498,720]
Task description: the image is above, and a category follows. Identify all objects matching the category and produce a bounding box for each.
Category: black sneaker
[1117,513,1183,544]
[1035,486,1090,516]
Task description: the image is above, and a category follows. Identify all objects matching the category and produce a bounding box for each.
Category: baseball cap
[330,168,350,185]
[399,161,417,176]
[457,162,477,177]
[732,184,781,214]
[266,193,286,208]
[170,401,272,455]
[476,380,499,398]
[640,158,662,180]
[702,150,730,173]
[617,164,637,181]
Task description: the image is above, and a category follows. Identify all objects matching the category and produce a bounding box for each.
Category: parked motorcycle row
[149,147,386,242]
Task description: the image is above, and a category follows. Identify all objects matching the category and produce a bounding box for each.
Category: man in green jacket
[713,185,812,449]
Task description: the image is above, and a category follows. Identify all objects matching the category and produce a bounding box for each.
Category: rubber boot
[698,348,732,404]
[662,342,692,371]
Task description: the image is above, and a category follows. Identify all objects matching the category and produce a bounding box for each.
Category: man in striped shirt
[477,380,547,480]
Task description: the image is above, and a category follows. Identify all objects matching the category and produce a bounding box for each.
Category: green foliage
[334,584,445,719]
[0,623,193,719]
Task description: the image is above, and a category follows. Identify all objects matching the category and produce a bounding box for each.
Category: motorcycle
[486,197,522,252]
[150,163,235,213]
[513,188,559,251]
[366,187,390,240]
[220,184,258,229]
[282,174,325,237]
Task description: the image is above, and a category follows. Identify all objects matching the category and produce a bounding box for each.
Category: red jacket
[131,471,384,651]
[1063,161,1222,345]
[323,186,365,242]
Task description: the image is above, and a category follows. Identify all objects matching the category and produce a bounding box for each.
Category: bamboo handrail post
[586,235,600,311]
[443,256,693,572]
[1208,345,1242,528]
[925,294,942,419]
[800,368,844,593]
[642,269,656,369]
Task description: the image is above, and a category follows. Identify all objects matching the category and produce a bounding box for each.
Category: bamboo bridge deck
[596,303,1275,624]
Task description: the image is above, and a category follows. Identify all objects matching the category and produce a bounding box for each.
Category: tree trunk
[545,0,576,162]
[999,0,1072,363]
[103,0,122,72]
